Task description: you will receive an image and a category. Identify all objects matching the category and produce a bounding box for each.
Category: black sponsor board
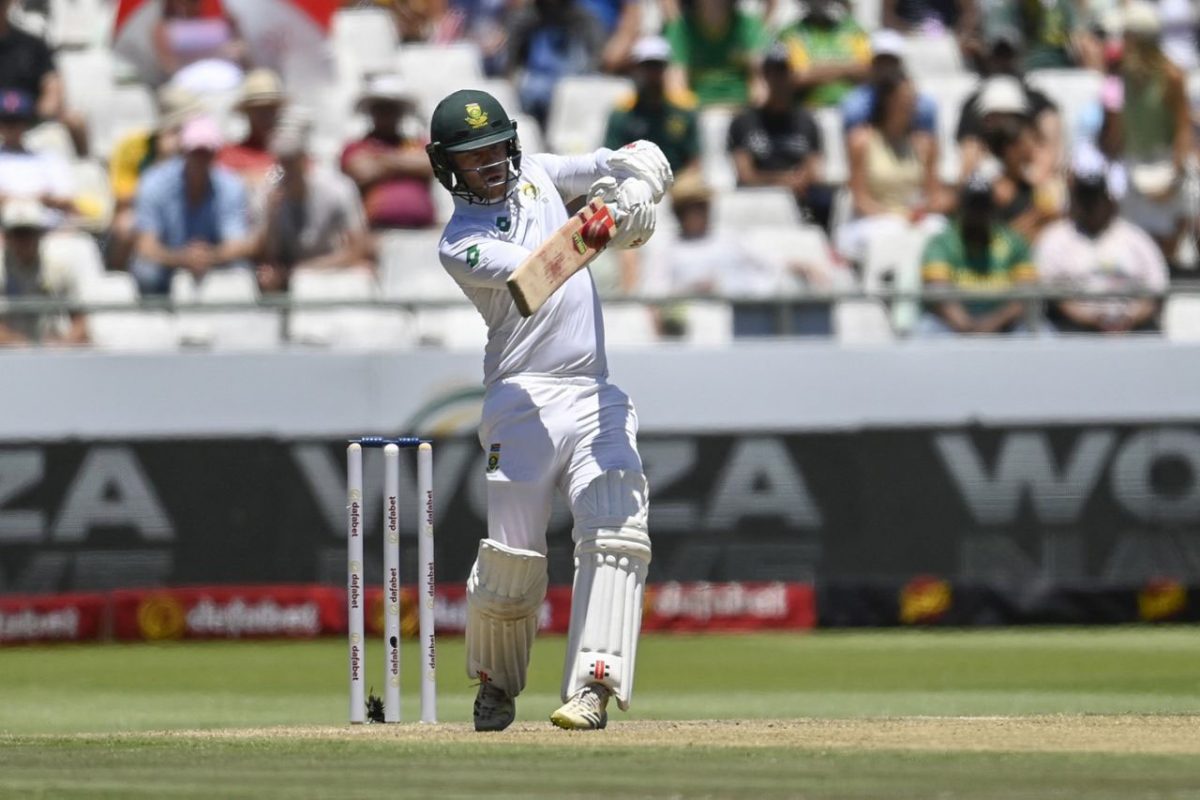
[2,426,1199,621]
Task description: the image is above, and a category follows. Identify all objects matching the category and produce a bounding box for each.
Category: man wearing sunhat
[0,198,88,345]
[218,68,288,190]
[340,73,436,230]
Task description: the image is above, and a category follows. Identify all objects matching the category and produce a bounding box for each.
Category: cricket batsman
[426,89,671,731]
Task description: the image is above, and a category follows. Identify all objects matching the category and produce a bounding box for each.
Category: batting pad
[563,471,652,711]
[466,539,548,697]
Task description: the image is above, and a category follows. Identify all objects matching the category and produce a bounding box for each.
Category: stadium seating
[397,42,485,118]
[699,106,736,191]
[24,121,75,160]
[288,267,412,348]
[1163,295,1200,341]
[916,73,979,183]
[46,0,113,50]
[43,229,105,288]
[814,106,847,185]
[171,269,282,350]
[715,188,802,230]
[1025,69,1103,145]
[601,302,659,346]
[80,272,179,350]
[332,7,398,80]
[71,159,115,233]
[376,230,460,302]
[414,306,488,350]
[546,75,634,155]
[862,222,934,335]
[900,34,964,79]
[834,299,895,343]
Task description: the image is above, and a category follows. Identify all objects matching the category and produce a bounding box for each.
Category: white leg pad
[466,538,548,697]
[563,470,652,711]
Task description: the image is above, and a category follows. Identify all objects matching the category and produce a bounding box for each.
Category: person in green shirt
[664,0,767,108]
[604,35,701,175]
[917,173,1038,335]
[775,0,871,109]
[1016,0,1100,70]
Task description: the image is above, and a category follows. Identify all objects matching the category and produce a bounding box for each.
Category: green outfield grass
[2,629,1199,798]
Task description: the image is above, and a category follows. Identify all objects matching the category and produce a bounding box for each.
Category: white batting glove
[607,141,674,203]
[610,178,656,250]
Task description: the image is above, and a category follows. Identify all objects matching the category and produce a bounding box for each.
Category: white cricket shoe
[550,683,610,730]
[473,682,515,732]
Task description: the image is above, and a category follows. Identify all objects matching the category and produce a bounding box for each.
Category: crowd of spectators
[0,0,1197,345]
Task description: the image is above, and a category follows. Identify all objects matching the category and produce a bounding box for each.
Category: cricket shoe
[473,681,515,732]
[549,683,609,730]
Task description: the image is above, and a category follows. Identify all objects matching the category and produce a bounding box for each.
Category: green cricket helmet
[426,89,522,205]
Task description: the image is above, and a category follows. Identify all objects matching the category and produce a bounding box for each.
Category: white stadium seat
[376,230,461,302]
[42,230,105,287]
[546,75,634,155]
[1025,69,1103,145]
[814,106,847,185]
[24,122,74,160]
[81,273,179,350]
[901,34,964,79]
[332,7,398,79]
[172,269,281,350]
[1163,296,1200,341]
[397,42,485,117]
[601,302,659,347]
[289,267,413,348]
[699,106,736,191]
[916,73,980,183]
[414,306,488,350]
[862,222,935,335]
[92,84,158,158]
[714,188,801,230]
[834,299,895,344]
[72,159,115,232]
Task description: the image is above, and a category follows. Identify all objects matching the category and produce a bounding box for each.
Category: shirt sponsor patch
[486,443,501,473]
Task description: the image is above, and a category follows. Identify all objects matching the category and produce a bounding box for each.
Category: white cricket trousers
[477,374,642,554]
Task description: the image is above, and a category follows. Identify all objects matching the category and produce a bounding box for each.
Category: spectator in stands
[255,111,371,293]
[341,74,436,231]
[976,78,1064,243]
[841,30,938,138]
[916,171,1037,336]
[0,0,87,154]
[664,0,767,108]
[775,0,870,109]
[639,171,779,336]
[217,69,287,192]
[0,198,88,346]
[604,36,700,176]
[1015,0,1100,70]
[388,0,444,42]
[578,0,641,71]
[836,67,949,263]
[1113,1,1192,267]
[154,0,248,93]
[1035,149,1168,334]
[0,89,74,214]
[429,0,513,75]
[883,0,978,50]
[108,85,202,270]
[132,115,255,295]
[508,0,605,127]
[956,28,1060,180]
[727,44,832,230]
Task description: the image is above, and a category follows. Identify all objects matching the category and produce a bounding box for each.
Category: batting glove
[607,141,674,203]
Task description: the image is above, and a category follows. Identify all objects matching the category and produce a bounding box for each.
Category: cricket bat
[506,199,617,317]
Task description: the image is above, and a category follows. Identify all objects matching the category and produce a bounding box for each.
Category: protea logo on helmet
[464,103,489,129]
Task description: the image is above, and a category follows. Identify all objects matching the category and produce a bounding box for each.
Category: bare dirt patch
[57,716,1200,755]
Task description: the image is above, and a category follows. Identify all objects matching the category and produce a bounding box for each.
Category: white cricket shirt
[438,150,614,386]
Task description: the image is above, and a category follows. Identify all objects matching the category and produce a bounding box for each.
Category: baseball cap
[870,29,905,60]
[978,75,1028,116]
[0,88,36,122]
[1,198,48,230]
[180,115,223,152]
[631,35,672,64]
